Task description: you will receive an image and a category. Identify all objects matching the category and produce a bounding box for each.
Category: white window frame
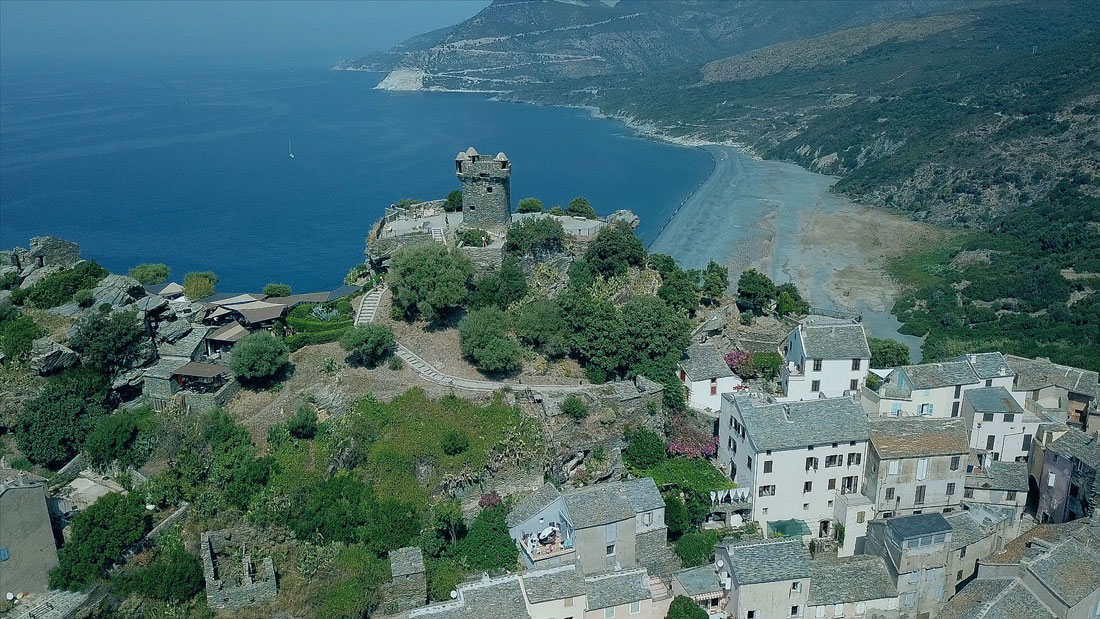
[888,460,900,475]
[629,601,641,615]
[604,607,616,619]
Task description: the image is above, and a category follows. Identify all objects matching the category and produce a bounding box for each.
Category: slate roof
[939,579,1055,619]
[506,483,562,528]
[945,512,991,551]
[673,564,722,597]
[562,483,635,528]
[901,360,980,389]
[623,478,664,513]
[389,546,424,577]
[172,361,229,379]
[1047,428,1100,469]
[950,352,1014,380]
[1027,534,1100,606]
[679,343,734,381]
[265,285,361,307]
[521,565,585,604]
[984,520,1088,566]
[1005,355,1100,399]
[963,387,1025,413]
[870,417,969,459]
[206,320,249,343]
[885,513,951,543]
[410,574,530,619]
[726,394,869,451]
[584,568,651,610]
[798,319,870,359]
[725,537,809,585]
[806,555,897,605]
[966,460,1029,493]
[144,357,189,380]
[157,326,210,359]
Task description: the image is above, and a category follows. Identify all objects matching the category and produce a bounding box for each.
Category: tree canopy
[583,223,647,279]
[444,189,464,212]
[17,366,109,467]
[263,283,292,297]
[70,308,148,375]
[182,271,218,301]
[128,263,170,286]
[50,492,150,590]
[565,196,597,219]
[511,299,570,358]
[341,324,396,367]
[701,261,728,303]
[516,197,543,213]
[458,307,521,374]
[229,331,289,386]
[667,596,708,619]
[389,244,473,322]
[470,256,528,310]
[869,337,911,368]
[737,268,776,311]
[505,217,565,258]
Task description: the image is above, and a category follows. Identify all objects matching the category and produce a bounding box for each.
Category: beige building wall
[574,518,636,574]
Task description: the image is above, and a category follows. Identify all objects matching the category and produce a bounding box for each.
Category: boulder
[48,302,84,318]
[135,295,168,314]
[30,336,79,375]
[19,265,62,290]
[156,318,192,343]
[92,274,145,308]
[0,264,18,281]
[304,382,348,417]
[0,290,12,307]
[112,368,146,391]
[607,209,640,230]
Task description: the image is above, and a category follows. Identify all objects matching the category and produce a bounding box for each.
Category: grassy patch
[641,457,734,494]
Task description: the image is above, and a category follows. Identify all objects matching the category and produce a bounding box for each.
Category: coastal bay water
[0,67,710,291]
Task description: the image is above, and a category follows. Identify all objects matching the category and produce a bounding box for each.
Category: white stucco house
[861,352,1016,419]
[779,316,870,401]
[960,386,1041,465]
[678,343,741,413]
[719,393,870,539]
[864,417,970,518]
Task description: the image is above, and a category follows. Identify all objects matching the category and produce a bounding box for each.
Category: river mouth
[650,144,946,362]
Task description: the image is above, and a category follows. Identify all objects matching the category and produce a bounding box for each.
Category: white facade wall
[685,374,741,413]
[634,506,665,536]
[961,407,1040,464]
[806,597,898,619]
[864,451,966,518]
[732,580,810,619]
[864,371,1014,419]
[781,327,868,401]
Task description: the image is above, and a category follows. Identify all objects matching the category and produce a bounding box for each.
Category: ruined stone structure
[381,546,427,615]
[200,529,277,610]
[456,147,511,231]
[2,236,82,273]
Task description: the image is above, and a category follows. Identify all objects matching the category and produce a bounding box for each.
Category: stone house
[960,386,1041,466]
[862,353,1016,419]
[947,515,1100,619]
[719,394,869,539]
[383,546,427,614]
[963,459,1029,539]
[865,513,953,618]
[506,479,667,575]
[0,471,58,595]
[678,343,741,413]
[718,537,811,619]
[1035,427,1100,523]
[864,417,969,518]
[779,317,870,401]
[1005,355,1100,431]
[805,555,899,619]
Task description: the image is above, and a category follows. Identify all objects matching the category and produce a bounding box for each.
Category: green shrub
[73,289,94,308]
[753,352,783,379]
[426,558,465,602]
[674,530,721,567]
[69,309,148,375]
[340,324,395,367]
[128,263,170,286]
[0,271,19,290]
[505,217,566,258]
[456,228,490,247]
[23,261,108,308]
[583,223,646,278]
[50,492,150,589]
[182,271,218,300]
[560,395,588,421]
[458,307,521,374]
[517,197,543,213]
[565,196,597,219]
[17,366,109,467]
[229,331,289,386]
[84,407,156,470]
[667,595,709,619]
[389,245,473,322]
[665,496,689,538]
[869,337,910,368]
[117,535,203,602]
[441,430,470,456]
[388,356,405,371]
[0,307,46,362]
[737,269,776,312]
[511,299,570,358]
[288,405,319,439]
[444,189,464,212]
[548,206,564,216]
[263,283,292,297]
[622,427,667,471]
[453,507,517,571]
[286,330,348,351]
[470,256,528,310]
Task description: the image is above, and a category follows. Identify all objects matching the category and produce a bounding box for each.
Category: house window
[759,485,776,497]
[848,453,862,467]
[604,608,616,619]
[813,359,822,372]
[986,435,996,450]
[629,601,641,615]
[888,460,900,475]
[832,604,843,618]
[816,606,826,619]
[852,358,861,371]
[964,488,974,498]
[960,545,967,559]
[565,597,574,607]
[1023,435,1033,451]
[954,385,962,399]
[486,186,493,193]
[828,479,837,490]
[957,569,964,580]
[791,605,801,618]
[857,511,866,524]
[1004,413,1015,423]
[850,379,859,392]
[986,379,993,387]
[804,481,813,493]
[606,544,616,556]
[748,612,756,619]
[729,437,735,451]
[841,476,858,495]
[747,456,752,470]
[811,380,821,392]
[806,457,819,471]
[643,512,652,526]
[680,369,686,381]
[916,458,928,481]
[792,581,802,592]
[1048,472,1056,487]
[950,456,961,471]
[947,483,955,496]
[764,460,773,473]
[983,413,995,422]
[825,455,841,467]
[855,602,867,616]
[711,379,717,396]
[0,547,8,561]
[952,402,960,417]
[915,485,927,505]
[919,403,933,416]
[885,487,895,501]
[1007,491,1017,501]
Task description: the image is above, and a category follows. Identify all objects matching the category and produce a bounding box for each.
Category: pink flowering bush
[667,415,718,458]
[724,350,758,379]
[478,492,501,509]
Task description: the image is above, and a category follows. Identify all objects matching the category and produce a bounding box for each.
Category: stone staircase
[9,590,89,619]
[431,228,445,244]
[649,575,672,603]
[353,285,386,326]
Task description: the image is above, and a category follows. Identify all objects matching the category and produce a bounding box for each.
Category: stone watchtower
[456,147,511,230]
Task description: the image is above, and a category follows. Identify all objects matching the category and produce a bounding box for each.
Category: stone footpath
[353,285,387,326]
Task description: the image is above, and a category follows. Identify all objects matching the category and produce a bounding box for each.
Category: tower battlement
[455,146,511,230]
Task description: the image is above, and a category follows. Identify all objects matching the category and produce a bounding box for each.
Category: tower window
[486,186,493,193]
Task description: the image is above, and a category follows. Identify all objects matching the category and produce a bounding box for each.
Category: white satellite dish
[716,559,724,569]
[450,590,458,599]
[5,592,14,601]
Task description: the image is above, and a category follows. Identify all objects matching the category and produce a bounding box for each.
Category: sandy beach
[650,145,947,361]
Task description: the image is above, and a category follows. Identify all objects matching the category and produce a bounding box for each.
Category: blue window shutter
[0,547,9,561]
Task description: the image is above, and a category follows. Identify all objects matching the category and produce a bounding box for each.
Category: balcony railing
[521,534,575,562]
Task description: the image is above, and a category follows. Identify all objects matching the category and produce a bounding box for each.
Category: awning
[768,519,811,538]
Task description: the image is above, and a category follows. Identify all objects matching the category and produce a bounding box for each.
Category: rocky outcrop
[19,265,61,290]
[607,209,640,230]
[92,274,145,308]
[30,337,79,375]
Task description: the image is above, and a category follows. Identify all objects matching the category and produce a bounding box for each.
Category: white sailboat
[288,140,295,159]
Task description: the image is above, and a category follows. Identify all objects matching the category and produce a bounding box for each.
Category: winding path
[359,285,587,395]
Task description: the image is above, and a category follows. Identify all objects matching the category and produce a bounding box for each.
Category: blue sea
[0,66,711,292]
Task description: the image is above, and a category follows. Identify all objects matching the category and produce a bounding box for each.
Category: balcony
[781,361,806,381]
[521,529,575,563]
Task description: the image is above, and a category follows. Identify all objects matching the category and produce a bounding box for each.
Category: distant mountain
[336,0,969,91]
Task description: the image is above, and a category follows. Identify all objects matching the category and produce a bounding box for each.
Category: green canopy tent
[768,519,811,538]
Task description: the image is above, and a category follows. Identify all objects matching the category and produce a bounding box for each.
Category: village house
[671,564,726,616]
[506,478,666,575]
[959,386,1041,465]
[864,513,953,618]
[1005,355,1100,432]
[204,320,249,358]
[779,316,870,401]
[944,513,1100,619]
[717,537,810,619]
[861,352,1016,419]
[0,470,58,596]
[864,418,969,518]
[719,394,869,540]
[963,459,1029,539]
[678,343,741,413]
[145,280,185,301]
[1034,427,1100,524]
[805,555,899,619]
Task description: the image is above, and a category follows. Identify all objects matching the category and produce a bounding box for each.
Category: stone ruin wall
[200,529,277,611]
